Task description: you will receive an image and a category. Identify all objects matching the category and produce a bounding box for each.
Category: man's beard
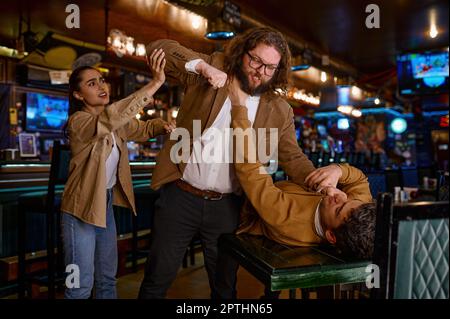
[235,66,273,96]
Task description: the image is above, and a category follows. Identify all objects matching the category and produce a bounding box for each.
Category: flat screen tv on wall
[25,92,69,133]
[397,48,449,95]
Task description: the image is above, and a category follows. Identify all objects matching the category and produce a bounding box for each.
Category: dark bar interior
[0,0,448,303]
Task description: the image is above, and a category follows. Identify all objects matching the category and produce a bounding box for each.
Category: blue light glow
[337,118,350,130]
[423,76,446,88]
[391,118,408,134]
[205,31,235,40]
[291,65,310,71]
[423,110,449,117]
[314,108,414,119]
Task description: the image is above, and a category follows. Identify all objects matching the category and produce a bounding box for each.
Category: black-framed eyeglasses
[246,52,279,76]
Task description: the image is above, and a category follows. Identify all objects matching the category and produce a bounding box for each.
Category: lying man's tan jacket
[231,104,373,246]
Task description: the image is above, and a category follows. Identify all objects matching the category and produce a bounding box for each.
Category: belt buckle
[203,191,223,201]
[209,193,223,201]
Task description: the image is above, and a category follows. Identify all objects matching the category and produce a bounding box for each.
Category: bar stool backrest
[45,140,70,211]
[49,140,71,187]
[372,193,449,299]
[46,140,71,296]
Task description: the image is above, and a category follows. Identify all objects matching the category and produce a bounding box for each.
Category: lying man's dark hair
[334,202,376,259]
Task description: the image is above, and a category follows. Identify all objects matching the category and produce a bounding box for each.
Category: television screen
[337,85,364,107]
[397,48,449,95]
[26,92,69,133]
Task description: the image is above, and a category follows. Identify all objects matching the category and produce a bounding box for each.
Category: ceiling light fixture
[320,71,327,83]
[289,88,320,105]
[191,15,203,30]
[337,105,353,114]
[108,29,145,58]
[126,37,135,55]
[429,25,438,38]
[351,109,362,117]
[429,9,439,39]
[136,44,146,57]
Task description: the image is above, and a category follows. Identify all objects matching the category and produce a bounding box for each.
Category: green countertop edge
[271,265,368,290]
[0,180,151,194]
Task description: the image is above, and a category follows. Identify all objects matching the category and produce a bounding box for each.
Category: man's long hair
[223,27,291,94]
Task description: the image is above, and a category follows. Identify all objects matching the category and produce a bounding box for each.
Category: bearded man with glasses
[140,27,321,299]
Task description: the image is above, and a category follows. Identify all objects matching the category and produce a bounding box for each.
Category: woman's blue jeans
[62,188,118,299]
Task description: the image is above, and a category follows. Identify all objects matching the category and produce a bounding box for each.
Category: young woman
[61,49,173,299]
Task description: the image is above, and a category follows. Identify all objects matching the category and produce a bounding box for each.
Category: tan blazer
[61,89,167,227]
[231,105,373,246]
[146,39,316,190]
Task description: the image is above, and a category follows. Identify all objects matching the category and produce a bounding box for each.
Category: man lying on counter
[228,78,376,259]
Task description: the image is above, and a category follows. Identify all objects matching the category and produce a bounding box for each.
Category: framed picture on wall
[18,133,37,158]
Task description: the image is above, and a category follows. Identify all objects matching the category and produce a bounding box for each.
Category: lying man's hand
[320,185,347,201]
[305,164,342,192]
[196,61,227,89]
[228,77,248,106]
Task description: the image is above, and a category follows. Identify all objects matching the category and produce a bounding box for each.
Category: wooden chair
[372,193,449,299]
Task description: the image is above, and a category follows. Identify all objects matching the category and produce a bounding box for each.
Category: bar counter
[0,161,156,191]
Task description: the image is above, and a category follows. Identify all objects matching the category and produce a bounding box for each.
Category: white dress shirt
[105,133,120,189]
[182,59,259,193]
[314,199,325,239]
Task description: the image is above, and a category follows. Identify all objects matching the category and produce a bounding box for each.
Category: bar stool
[372,193,448,299]
[182,234,202,268]
[17,140,70,298]
[436,171,449,201]
[131,186,160,272]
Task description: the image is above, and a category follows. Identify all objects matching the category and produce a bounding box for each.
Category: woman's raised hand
[164,121,176,134]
